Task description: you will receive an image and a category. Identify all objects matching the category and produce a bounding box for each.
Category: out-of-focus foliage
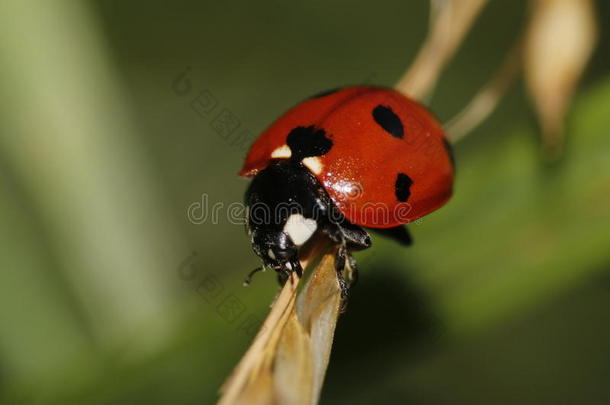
[0,1,608,404]
[525,0,598,156]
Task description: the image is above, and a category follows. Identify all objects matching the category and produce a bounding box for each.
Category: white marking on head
[271,145,292,159]
[283,214,317,246]
[302,156,323,175]
[267,249,276,260]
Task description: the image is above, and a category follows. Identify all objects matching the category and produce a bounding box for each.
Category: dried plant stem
[219,240,341,405]
[394,0,488,101]
[219,272,300,404]
[524,0,597,157]
[445,38,522,143]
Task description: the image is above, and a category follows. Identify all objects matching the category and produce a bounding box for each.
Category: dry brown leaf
[524,0,597,157]
[295,251,342,401]
[218,242,341,405]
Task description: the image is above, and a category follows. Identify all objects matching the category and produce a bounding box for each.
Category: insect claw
[293,260,303,278]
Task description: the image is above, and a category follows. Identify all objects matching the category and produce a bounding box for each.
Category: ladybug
[241,86,454,296]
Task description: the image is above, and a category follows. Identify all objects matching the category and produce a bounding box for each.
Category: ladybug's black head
[243,161,374,295]
[249,228,299,271]
[245,161,328,276]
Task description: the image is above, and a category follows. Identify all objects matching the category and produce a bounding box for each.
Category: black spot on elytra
[286,126,333,160]
[443,138,455,169]
[395,173,413,202]
[309,88,341,99]
[373,105,404,139]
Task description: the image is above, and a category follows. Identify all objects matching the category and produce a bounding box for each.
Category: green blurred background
[1,1,609,404]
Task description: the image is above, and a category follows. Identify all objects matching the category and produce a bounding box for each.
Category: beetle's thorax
[245,161,330,268]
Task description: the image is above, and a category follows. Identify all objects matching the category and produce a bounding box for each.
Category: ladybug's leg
[319,217,370,304]
[335,245,349,296]
[336,222,372,251]
[276,259,303,287]
[345,253,359,287]
[276,268,290,286]
[291,259,303,279]
[337,224,368,287]
[335,244,359,285]
[335,245,350,312]
[335,244,346,270]
[335,245,360,312]
[337,247,358,288]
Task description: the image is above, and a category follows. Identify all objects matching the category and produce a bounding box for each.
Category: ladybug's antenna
[243,266,264,286]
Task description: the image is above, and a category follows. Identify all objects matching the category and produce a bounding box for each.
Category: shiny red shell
[240,86,454,228]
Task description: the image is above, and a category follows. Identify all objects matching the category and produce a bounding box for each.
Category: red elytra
[240,86,454,228]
